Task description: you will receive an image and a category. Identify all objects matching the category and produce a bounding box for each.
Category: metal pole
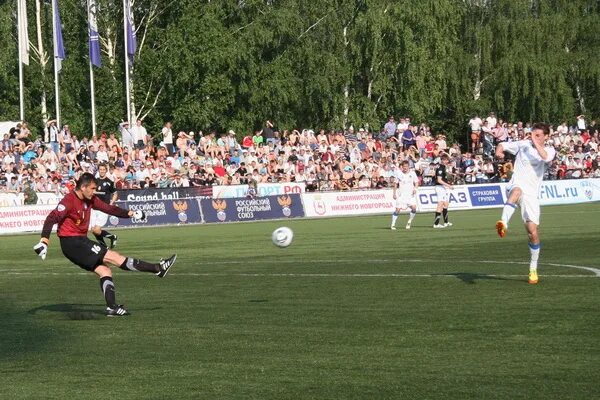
[17,0,24,121]
[18,47,24,121]
[123,0,131,124]
[51,0,60,128]
[89,58,97,137]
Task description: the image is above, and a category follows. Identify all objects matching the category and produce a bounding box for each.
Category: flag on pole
[125,0,136,62]
[17,0,29,65]
[52,0,65,72]
[88,0,101,67]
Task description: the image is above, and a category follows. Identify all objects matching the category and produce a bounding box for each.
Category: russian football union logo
[580,181,593,200]
[109,216,119,226]
[172,201,189,223]
[277,195,292,217]
[212,199,227,221]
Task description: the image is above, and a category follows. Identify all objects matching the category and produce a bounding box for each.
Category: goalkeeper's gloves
[132,210,146,220]
[33,239,49,260]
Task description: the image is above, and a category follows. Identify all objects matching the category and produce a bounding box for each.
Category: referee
[90,163,119,248]
[433,155,454,228]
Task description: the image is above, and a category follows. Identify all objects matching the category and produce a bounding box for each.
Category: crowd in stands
[1,113,599,200]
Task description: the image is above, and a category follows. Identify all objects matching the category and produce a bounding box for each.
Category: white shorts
[395,195,417,210]
[89,209,109,229]
[507,185,540,225]
[435,186,449,202]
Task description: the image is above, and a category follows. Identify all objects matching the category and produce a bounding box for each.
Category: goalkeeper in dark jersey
[33,172,177,316]
[90,163,119,248]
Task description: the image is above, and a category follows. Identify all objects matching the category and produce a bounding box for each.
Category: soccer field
[1,203,599,399]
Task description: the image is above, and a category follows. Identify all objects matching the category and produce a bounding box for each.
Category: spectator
[576,115,586,132]
[22,178,38,205]
[384,116,397,139]
[131,119,148,149]
[162,122,174,156]
[401,126,417,149]
[261,120,276,145]
[468,114,483,153]
[45,120,60,154]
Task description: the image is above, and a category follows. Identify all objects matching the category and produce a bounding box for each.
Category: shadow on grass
[439,272,524,284]
[28,303,163,319]
[28,303,105,320]
[0,299,62,360]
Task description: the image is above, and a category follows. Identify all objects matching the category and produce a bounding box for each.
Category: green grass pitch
[1,203,599,399]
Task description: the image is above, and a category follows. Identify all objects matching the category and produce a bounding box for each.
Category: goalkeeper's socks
[434,212,442,226]
[100,276,117,308]
[442,208,449,223]
[119,257,159,273]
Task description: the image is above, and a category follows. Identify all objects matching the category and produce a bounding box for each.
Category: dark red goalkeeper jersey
[41,191,130,239]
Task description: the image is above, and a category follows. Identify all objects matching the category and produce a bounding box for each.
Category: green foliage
[1,0,600,140]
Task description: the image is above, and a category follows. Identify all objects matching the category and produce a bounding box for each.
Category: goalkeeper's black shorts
[60,236,108,272]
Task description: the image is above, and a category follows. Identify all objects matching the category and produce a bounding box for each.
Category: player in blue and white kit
[390,160,419,230]
[495,123,556,284]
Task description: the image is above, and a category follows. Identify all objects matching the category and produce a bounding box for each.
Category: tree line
[1,0,599,144]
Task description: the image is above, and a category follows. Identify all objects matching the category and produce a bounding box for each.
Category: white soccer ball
[272,227,294,248]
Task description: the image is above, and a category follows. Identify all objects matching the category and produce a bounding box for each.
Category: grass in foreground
[0,203,599,399]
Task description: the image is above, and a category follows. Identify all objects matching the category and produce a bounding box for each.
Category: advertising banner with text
[116,186,213,202]
[302,178,600,217]
[108,198,202,227]
[538,179,600,205]
[211,182,305,199]
[303,190,395,217]
[0,204,55,234]
[200,194,304,223]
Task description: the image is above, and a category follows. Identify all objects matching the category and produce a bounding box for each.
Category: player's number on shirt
[91,245,102,254]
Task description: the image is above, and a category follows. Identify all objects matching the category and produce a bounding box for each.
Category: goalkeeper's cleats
[496,220,507,238]
[106,234,118,249]
[157,254,177,278]
[528,270,538,285]
[405,222,411,230]
[106,304,129,317]
[443,222,453,227]
[390,225,396,230]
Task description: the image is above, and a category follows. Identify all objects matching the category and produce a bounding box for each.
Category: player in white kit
[390,160,419,230]
[495,123,556,284]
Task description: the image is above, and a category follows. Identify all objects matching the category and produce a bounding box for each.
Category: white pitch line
[192,259,600,277]
[0,272,597,278]
[1,259,598,277]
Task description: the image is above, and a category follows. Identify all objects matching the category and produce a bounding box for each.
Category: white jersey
[162,126,173,144]
[394,170,419,197]
[503,140,555,196]
[469,117,482,131]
